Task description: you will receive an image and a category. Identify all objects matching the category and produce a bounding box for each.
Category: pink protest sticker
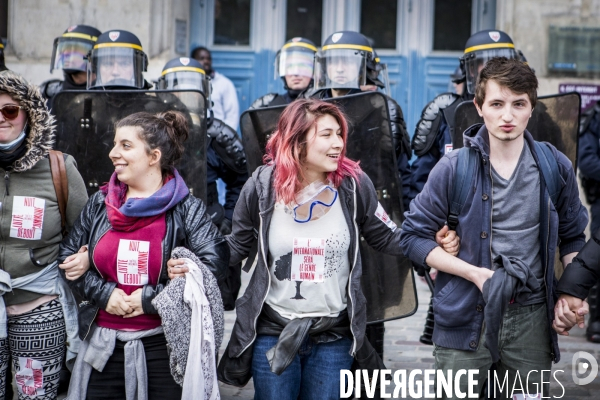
[10,196,45,240]
[15,357,45,397]
[374,202,397,232]
[117,239,150,286]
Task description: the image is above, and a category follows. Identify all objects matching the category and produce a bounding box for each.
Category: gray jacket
[225,165,404,359]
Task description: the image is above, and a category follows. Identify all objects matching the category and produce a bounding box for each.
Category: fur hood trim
[0,71,55,172]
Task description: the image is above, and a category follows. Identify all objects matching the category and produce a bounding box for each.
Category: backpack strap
[533,141,562,207]
[448,147,478,230]
[48,150,69,236]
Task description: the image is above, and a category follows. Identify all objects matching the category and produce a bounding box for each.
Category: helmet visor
[378,63,391,95]
[314,49,366,91]
[51,38,93,73]
[87,47,146,89]
[160,70,209,95]
[276,50,314,79]
[464,48,519,94]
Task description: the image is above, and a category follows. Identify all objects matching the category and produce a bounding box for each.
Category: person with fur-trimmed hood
[0,71,89,398]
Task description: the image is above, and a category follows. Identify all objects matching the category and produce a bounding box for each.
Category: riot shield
[240,92,417,322]
[52,89,207,200]
[453,93,581,169]
[452,100,481,150]
[240,105,287,174]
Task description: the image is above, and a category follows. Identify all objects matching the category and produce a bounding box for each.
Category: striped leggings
[0,299,66,400]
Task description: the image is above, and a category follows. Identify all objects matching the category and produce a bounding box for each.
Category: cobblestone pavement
[219,271,600,399]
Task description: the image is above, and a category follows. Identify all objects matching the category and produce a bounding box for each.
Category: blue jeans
[252,334,354,400]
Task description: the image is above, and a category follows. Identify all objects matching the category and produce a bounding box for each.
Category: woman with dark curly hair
[59,110,228,399]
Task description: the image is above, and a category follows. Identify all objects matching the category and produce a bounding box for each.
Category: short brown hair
[474,57,538,109]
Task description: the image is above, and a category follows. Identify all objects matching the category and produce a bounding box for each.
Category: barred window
[433,0,472,51]
[214,0,251,46]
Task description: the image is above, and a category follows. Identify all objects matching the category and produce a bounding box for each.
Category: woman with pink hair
[171,98,458,399]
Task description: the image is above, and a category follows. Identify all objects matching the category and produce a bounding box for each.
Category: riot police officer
[87,29,152,90]
[39,25,101,109]
[0,41,8,72]
[409,29,520,203]
[159,57,248,310]
[309,31,412,364]
[249,37,317,109]
[310,31,411,211]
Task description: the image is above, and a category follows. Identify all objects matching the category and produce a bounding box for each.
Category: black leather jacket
[58,191,229,340]
[557,227,600,300]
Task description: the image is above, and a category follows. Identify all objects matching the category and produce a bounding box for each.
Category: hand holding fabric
[167,257,189,280]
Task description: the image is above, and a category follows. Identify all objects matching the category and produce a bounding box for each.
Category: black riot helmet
[274,37,317,91]
[87,30,148,89]
[157,56,211,97]
[0,41,7,72]
[50,25,101,74]
[314,31,373,91]
[460,30,519,94]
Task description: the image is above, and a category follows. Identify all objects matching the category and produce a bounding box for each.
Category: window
[360,0,397,49]
[433,0,472,51]
[285,0,322,45]
[548,26,600,76]
[214,0,251,46]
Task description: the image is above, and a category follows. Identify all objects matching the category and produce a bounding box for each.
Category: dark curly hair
[115,111,189,176]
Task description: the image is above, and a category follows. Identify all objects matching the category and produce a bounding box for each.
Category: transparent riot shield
[453,93,581,169]
[52,89,207,200]
[240,105,287,174]
[240,92,417,322]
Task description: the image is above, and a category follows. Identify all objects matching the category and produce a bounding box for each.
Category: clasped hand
[553,294,589,336]
[105,288,145,318]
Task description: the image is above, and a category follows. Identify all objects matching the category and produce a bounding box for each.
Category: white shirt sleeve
[211,72,240,130]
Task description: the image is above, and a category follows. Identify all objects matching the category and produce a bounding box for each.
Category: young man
[400,57,588,399]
